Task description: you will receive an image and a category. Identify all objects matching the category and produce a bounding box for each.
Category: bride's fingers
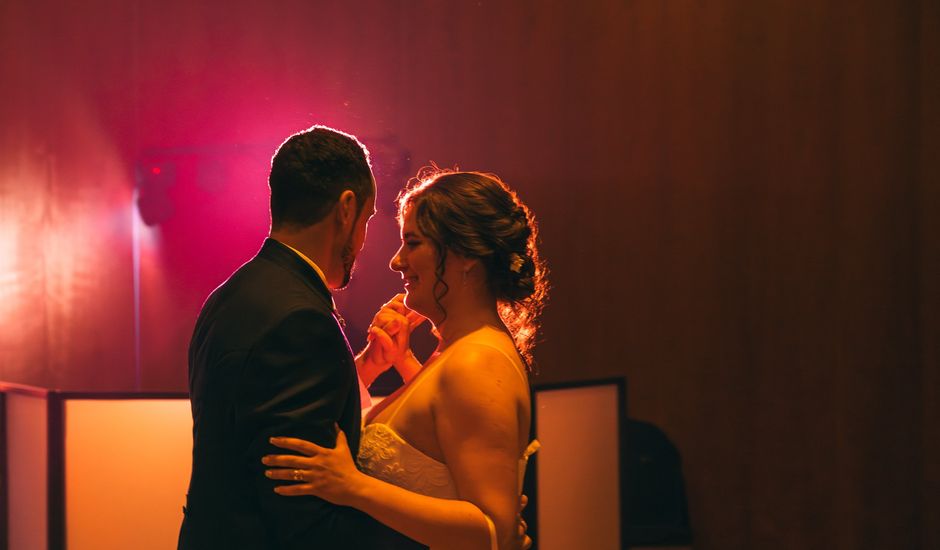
[269,437,325,456]
[386,293,406,305]
[405,310,426,331]
[375,308,422,338]
[393,322,411,349]
[369,326,395,352]
[274,483,316,496]
[265,468,311,481]
[373,311,407,336]
[333,424,350,451]
[371,311,393,328]
[384,295,415,316]
[261,455,312,469]
[364,332,387,365]
[380,294,407,313]
[384,301,408,315]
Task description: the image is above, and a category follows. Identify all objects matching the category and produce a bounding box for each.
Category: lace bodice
[357,423,460,499]
[357,422,540,499]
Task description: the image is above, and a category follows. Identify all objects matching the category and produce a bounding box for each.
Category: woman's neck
[434,301,504,350]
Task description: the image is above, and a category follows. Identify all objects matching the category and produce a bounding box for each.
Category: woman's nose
[390,248,404,272]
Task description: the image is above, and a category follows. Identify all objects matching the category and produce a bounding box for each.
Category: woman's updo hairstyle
[396,166,549,366]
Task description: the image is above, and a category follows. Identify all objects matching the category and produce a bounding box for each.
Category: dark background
[1,1,936,548]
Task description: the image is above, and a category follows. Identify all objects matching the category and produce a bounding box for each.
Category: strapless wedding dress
[358,422,540,499]
[357,327,538,549]
[358,422,539,550]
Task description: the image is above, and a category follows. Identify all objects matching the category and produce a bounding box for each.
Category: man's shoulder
[216,254,332,314]
[192,254,334,352]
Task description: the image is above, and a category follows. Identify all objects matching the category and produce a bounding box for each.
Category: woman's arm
[392,349,423,383]
[263,345,528,550]
[353,344,526,549]
[264,430,500,550]
[433,344,528,550]
[348,468,497,550]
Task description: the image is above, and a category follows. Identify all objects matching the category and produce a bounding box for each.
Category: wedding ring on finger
[292,469,304,481]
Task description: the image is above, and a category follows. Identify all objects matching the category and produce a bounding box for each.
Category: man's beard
[337,231,357,290]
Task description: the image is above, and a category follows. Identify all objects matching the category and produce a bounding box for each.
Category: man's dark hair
[269,125,374,230]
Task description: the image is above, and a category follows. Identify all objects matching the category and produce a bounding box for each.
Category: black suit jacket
[178,239,424,550]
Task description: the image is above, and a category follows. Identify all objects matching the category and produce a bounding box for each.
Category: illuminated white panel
[64,399,192,550]
[536,384,621,550]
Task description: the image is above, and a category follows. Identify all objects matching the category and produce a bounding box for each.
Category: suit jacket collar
[258,238,334,305]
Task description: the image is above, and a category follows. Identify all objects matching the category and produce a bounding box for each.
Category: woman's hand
[262,425,365,507]
[356,294,426,383]
[518,494,532,550]
[370,294,426,364]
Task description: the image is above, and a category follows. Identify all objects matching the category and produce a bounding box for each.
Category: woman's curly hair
[396,166,549,368]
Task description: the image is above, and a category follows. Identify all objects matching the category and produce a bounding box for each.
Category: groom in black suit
[178,126,424,549]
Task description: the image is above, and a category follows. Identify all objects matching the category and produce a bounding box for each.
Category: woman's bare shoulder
[436,340,526,403]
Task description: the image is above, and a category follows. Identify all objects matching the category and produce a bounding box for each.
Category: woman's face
[390,207,460,319]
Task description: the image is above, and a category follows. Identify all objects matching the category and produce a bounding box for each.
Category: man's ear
[335,190,358,227]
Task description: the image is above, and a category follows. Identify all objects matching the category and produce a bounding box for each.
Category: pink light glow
[0,211,24,320]
[0,94,136,388]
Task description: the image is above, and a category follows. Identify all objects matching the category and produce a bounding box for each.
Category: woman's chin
[402,293,428,319]
[402,292,416,311]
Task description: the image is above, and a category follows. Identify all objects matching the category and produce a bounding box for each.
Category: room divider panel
[4,379,630,550]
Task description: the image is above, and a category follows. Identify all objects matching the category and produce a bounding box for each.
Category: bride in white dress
[262,168,547,550]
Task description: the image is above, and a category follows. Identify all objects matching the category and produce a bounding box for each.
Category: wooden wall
[1,1,935,548]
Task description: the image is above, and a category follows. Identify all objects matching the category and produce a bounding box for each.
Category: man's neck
[270,227,335,287]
